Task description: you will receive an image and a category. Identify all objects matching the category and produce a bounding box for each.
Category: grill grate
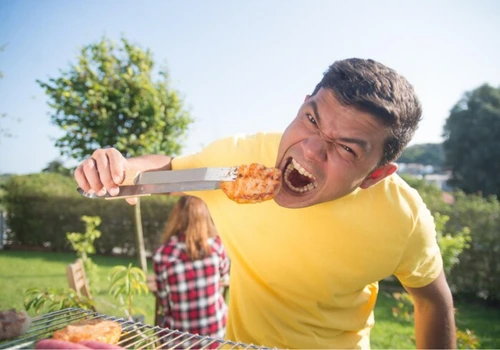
[0,308,271,349]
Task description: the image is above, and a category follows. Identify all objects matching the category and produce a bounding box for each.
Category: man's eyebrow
[338,137,370,152]
[307,100,321,123]
[306,100,370,153]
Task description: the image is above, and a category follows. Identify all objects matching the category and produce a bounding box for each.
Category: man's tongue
[288,169,313,188]
[284,159,317,193]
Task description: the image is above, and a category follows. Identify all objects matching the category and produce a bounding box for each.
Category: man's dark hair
[312,58,422,165]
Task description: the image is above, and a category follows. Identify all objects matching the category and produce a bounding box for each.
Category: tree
[37,37,193,272]
[42,159,73,177]
[443,84,500,197]
[398,143,444,168]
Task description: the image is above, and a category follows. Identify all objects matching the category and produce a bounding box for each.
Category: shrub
[2,173,176,254]
[401,175,500,301]
[446,191,500,301]
[67,216,102,292]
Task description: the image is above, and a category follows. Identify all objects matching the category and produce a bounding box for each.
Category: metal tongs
[77,167,238,199]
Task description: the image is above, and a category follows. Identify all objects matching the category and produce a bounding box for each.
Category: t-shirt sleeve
[172,132,281,170]
[394,202,443,288]
[172,134,247,170]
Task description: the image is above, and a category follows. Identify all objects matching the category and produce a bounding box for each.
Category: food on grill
[0,309,32,340]
[220,163,282,204]
[2,308,263,350]
[52,318,122,344]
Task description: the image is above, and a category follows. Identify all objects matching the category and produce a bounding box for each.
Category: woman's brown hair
[161,196,218,260]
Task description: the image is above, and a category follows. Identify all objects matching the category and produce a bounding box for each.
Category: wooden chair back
[147,274,162,326]
[66,258,92,299]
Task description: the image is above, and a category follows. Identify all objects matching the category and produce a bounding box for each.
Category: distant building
[397,163,451,191]
[396,163,435,177]
[423,172,452,192]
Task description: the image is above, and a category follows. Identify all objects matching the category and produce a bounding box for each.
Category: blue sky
[1,0,499,174]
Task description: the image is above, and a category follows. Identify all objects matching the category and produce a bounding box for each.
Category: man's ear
[359,163,398,189]
[304,94,311,102]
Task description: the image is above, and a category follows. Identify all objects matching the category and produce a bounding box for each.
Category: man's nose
[302,136,327,162]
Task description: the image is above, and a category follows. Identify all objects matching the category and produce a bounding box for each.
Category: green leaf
[36,35,193,161]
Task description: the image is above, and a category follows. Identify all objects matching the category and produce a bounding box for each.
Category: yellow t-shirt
[172,132,443,349]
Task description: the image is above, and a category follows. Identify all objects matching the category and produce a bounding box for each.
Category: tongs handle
[121,170,141,186]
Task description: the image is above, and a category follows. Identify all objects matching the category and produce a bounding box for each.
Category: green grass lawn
[1,250,499,348]
[370,287,500,349]
[0,249,156,325]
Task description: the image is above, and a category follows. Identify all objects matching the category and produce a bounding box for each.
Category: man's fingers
[106,148,127,184]
[74,147,132,201]
[125,197,138,205]
[91,148,128,197]
[80,157,104,194]
[74,165,92,193]
[91,150,115,196]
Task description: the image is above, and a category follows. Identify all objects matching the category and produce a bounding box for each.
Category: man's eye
[342,145,356,156]
[307,114,317,125]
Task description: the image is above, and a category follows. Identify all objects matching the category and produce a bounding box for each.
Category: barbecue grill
[0,308,271,349]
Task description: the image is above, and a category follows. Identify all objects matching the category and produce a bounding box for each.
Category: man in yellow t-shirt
[171,132,443,349]
[75,58,456,349]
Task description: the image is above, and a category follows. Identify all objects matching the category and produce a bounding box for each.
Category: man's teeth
[284,181,316,193]
[284,159,318,193]
[292,159,313,177]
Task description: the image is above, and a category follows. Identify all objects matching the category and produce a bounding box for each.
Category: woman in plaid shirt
[153,196,230,344]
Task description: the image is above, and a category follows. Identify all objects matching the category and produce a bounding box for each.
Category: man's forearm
[128,154,173,172]
[405,271,456,349]
[413,299,456,349]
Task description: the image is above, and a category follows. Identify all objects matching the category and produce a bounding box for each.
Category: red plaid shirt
[153,235,230,340]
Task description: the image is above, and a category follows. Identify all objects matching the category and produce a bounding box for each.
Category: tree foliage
[433,212,471,276]
[24,287,95,315]
[402,173,500,301]
[66,216,102,292]
[36,36,192,273]
[443,84,500,197]
[445,191,500,301]
[42,159,73,177]
[398,143,444,168]
[37,36,193,160]
[109,264,149,319]
[2,172,176,253]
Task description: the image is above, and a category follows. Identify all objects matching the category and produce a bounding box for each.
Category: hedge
[404,175,500,302]
[2,173,176,254]
[3,173,500,301]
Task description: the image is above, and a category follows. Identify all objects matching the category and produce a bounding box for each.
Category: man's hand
[74,148,134,203]
[74,148,173,205]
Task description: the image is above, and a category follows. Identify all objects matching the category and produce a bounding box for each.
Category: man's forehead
[303,89,347,120]
[302,88,389,153]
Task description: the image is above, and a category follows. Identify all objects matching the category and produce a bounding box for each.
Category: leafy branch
[24,287,95,315]
[109,264,149,320]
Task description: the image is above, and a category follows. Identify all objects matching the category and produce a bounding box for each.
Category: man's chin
[274,191,313,209]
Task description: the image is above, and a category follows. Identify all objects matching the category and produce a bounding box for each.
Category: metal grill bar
[0,308,271,349]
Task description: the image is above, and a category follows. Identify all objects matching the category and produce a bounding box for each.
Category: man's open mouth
[283,158,318,193]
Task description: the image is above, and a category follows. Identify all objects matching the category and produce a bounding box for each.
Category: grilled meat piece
[52,319,121,345]
[0,309,32,340]
[220,163,282,204]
